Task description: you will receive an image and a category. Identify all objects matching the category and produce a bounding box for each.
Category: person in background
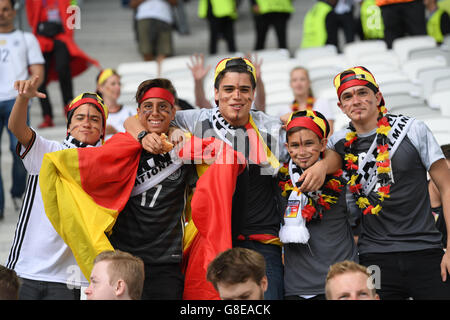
[25,0,100,128]
[376,0,427,49]
[0,0,44,218]
[129,0,177,62]
[198,0,237,54]
[250,0,294,51]
[301,0,338,49]
[206,247,267,300]
[424,0,450,44]
[85,250,145,300]
[325,260,380,300]
[96,68,135,140]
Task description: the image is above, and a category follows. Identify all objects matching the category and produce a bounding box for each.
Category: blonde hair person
[85,250,145,300]
[287,67,335,136]
[96,68,135,140]
[325,260,379,300]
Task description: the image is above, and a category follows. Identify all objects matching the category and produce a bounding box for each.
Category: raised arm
[8,75,46,148]
[187,53,212,109]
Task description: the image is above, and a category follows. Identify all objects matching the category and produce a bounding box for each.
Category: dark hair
[214,66,257,90]
[0,265,19,300]
[9,0,15,9]
[135,78,178,106]
[206,248,266,290]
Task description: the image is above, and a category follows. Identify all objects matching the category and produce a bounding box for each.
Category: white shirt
[105,105,136,140]
[5,133,89,287]
[135,0,173,24]
[0,30,44,101]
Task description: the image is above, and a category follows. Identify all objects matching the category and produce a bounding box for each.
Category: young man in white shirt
[6,75,108,300]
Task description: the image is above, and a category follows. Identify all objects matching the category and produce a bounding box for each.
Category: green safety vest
[198,0,237,19]
[360,0,384,39]
[438,0,450,15]
[427,8,446,43]
[255,0,294,14]
[300,1,333,49]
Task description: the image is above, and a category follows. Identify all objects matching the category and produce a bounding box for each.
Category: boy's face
[137,97,175,134]
[286,128,326,169]
[67,104,103,145]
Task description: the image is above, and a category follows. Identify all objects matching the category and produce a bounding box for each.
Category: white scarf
[278,159,310,244]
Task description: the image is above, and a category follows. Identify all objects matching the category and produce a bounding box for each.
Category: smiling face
[286,128,326,169]
[215,72,255,127]
[338,85,382,126]
[97,74,121,101]
[67,104,103,145]
[137,97,175,134]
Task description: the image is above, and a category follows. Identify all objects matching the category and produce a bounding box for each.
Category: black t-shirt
[109,150,196,265]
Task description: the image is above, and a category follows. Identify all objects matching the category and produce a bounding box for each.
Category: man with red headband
[108,78,196,300]
[280,110,357,300]
[125,57,342,300]
[328,66,450,299]
[6,75,107,299]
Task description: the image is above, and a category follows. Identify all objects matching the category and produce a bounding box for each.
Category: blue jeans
[234,240,284,300]
[0,99,27,213]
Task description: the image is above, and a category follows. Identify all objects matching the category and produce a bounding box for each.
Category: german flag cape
[39,133,141,279]
[179,135,246,300]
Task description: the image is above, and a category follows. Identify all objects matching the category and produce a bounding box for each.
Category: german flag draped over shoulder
[179,136,246,300]
[180,115,281,300]
[39,133,141,280]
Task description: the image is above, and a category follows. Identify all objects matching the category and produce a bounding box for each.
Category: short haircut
[94,250,145,300]
[135,78,178,107]
[206,248,266,290]
[325,260,376,299]
[0,265,20,300]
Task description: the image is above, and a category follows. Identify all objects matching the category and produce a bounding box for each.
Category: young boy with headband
[328,65,450,299]
[108,78,196,300]
[279,110,357,300]
[6,75,108,299]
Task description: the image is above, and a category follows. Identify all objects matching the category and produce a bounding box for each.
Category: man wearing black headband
[6,76,107,300]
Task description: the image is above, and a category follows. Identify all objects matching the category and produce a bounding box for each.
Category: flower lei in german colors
[278,164,346,222]
[345,106,392,216]
[291,96,315,112]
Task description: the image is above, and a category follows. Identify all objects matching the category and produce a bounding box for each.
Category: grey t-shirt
[328,116,444,255]
[283,190,358,296]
